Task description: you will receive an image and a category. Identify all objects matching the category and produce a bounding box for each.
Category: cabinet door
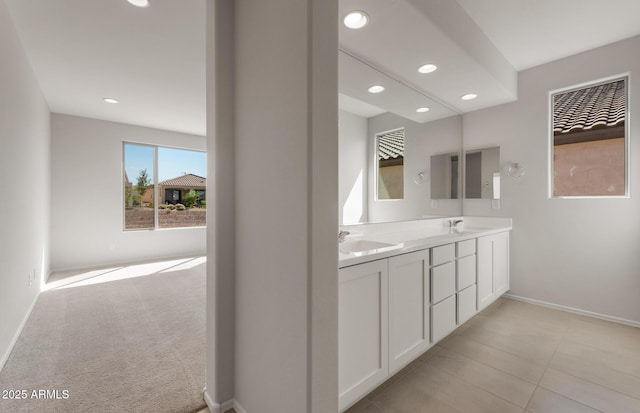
[388,249,430,374]
[431,261,456,304]
[477,232,510,311]
[431,295,456,342]
[477,235,494,310]
[493,232,510,297]
[457,254,476,291]
[339,260,388,411]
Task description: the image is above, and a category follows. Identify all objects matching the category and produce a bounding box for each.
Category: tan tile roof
[378,129,404,160]
[553,79,626,135]
[158,173,206,187]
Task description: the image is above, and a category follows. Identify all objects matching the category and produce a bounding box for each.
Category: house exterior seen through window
[551,77,628,197]
[123,143,207,230]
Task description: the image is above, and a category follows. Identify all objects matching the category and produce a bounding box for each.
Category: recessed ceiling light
[104,98,119,104]
[461,93,478,101]
[127,0,150,8]
[416,107,430,113]
[344,11,369,29]
[417,64,437,74]
[368,85,384,94]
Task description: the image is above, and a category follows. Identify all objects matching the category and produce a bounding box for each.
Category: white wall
[339,110,368,224]
[463,35,640,324]
[50,114,206,271]
[0,0,50,370]
[368,113,463,222]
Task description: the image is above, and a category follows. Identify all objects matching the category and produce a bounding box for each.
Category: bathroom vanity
[338,217,511,411]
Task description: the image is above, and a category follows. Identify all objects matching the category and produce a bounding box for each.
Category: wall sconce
[413,171,426,185]
[506,162,525,178]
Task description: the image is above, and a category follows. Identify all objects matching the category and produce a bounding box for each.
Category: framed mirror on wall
[465,146,500,199]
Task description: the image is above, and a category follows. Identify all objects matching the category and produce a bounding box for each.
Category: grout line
[536,377,607,413]
[538,318,640,403]
[531,386,607,413]
[557,338,640,381]
[521,318,568,410]
[364,356,424,402]
[437,340,541,386]
[542,363,640,403]
[423,345,532,409]
[458,333,549,371]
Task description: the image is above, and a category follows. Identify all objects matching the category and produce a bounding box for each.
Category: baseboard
[232,400,248,413]
[503,293,640,328]
[0,292,40,372]
[203,388,235,413]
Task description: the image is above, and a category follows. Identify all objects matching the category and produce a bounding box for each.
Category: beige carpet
[0,257,207,413]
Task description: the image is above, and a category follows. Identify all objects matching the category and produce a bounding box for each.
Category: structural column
[206,0,338,412]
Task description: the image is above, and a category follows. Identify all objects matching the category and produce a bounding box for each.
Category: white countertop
[338,216,512,268]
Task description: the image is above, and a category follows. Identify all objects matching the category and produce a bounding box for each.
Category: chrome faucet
[338,230,350,243]
[449,219,463,229]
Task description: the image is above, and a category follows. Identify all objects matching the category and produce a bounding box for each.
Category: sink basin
[339,240,397,253]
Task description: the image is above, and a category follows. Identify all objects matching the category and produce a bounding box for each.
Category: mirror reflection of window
[376,128,405,200]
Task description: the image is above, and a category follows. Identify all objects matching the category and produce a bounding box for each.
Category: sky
[124,144,207,185]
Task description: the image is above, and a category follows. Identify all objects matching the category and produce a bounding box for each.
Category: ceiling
[339,0,640,122]
[4,0,205,136]
[4,0,640,133]
[456,0,640,71]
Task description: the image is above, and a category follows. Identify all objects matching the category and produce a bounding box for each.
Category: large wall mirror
[465,146,500,199]
[359,113,463,224]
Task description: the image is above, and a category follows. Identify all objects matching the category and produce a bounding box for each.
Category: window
[123,143,207,230]
[551,77,628,197]
[376,128,404,200]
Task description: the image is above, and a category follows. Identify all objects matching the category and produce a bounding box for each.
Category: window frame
[548,74,631,199]
[374,127,405,202]
[122,141,207,231]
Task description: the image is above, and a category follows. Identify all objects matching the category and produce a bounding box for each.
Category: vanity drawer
[431,295,456,342]
[432,243,455,266]
[457,239,476,258]
[457,284,476,324]
[431,261,455,304]
[457,255,476,291]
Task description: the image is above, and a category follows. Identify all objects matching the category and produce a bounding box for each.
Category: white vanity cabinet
[388,249,430,374]
[477,231,510,310]
[338,226,510,412]
[339,259,389,411]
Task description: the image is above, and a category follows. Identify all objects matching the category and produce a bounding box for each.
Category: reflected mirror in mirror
[377,128,404,200]
[465,146,500,199]
[430,152,459,200]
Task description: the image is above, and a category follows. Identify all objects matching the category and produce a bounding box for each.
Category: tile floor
[345,297,640,413]
[198,298,640,412]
